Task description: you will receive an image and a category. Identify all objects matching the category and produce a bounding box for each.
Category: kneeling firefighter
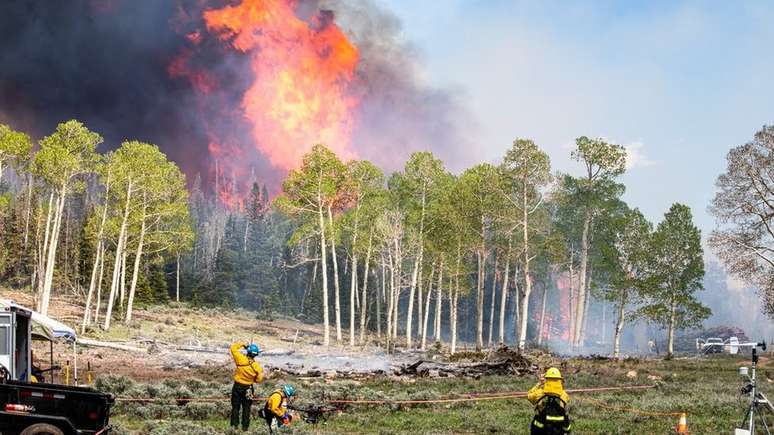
[261,384,296,432]
[230,341,264,431]
[527,367,572,434]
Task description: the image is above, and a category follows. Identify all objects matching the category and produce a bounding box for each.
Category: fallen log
[78,338,146,353]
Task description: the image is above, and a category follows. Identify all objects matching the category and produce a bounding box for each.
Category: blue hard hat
[283,384,296,397]
[246,343,261,357]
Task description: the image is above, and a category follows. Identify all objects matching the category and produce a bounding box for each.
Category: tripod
[739,343,774,435]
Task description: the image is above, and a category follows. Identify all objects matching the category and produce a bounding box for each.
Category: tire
[19,423,65,435]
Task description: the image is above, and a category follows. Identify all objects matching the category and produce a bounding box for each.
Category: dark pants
[231,382,252,430]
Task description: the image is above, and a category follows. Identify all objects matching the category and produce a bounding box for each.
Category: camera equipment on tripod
[736,341,773,435]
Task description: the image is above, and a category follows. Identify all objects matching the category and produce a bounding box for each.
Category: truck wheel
[20,423,65,435]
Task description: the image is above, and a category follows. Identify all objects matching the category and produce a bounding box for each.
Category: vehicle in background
[0,300,113,435]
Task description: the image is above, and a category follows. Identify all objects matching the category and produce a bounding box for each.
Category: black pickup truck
[0,301,113,435]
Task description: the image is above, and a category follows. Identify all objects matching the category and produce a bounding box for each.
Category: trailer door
[0,313,12,377]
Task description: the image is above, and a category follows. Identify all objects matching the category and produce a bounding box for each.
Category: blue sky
[376,0,774,235]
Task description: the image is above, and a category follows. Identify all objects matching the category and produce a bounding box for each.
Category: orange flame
[203,0,360,170]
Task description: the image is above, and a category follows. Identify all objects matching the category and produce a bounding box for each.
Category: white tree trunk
[499,253,511,346]
[406,253,421,349]
[104,181,133,330]
[82,242,101,333]
[125,204,147,323]
[94,245,105,325]
[318,202,330,346]
[451,243,462,354]
[82,181,111,333]
[573,212,592,347]
[327,205,342,343]
[349,254,357,346]
[513,267,520,347]
[378,255,385,339]
[450,278,459,355]
[476,247,485,351]
[667,296,677,358]
[37,192,55,304]
[421,262,435,350]
[40,188,67,316]
[359,232,373,344]
[23,175,33,249]
[488,255,498,348]
[613,290,626,359]
[538,284,548,345]
[176,252,181,302]
[433,260,444,343]
[386,252,394,346]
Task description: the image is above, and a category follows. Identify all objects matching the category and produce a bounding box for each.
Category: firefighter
[527,367,572,434]
[229,341,264,431]
[261,384,296,432]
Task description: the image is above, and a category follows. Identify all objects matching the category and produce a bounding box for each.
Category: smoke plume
[0,0,473,206]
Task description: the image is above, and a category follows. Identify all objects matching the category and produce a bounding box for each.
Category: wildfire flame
[202,0,360,170]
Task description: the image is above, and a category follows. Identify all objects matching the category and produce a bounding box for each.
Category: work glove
[282,413,292,425]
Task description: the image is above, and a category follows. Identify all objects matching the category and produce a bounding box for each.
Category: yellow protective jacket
[527,379,570,410]
[230,342,264,386]
[265,389,288,417]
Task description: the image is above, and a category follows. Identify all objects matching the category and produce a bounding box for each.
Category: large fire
[202,0,360,171]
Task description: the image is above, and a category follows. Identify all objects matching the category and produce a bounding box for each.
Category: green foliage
[32,120,101,190]
[642,204,711,330]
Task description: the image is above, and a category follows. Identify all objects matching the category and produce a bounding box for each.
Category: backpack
[531,394,572,434]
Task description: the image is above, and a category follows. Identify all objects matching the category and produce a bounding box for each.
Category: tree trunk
[433,260,444,343]
[243,219,249,253]
[104,180,131,330]
[125,201,147,323]
[318,202,330,346]
[513,267,520,347]
[378,254,384,339]
[386,252,394,347]
[573,211,592,347]
[406,253,421,349]
[81,242,101,333]
[40,187,67,316]
[613,289,626,359]
[94,246,106,325]
[451,242,462,354]
[37,192,54,303]
[451,276,459,355]
[23,174,33,249]
[667,296,677,358]
[82,186,110,333]
[359,231,373,344]
[421,262,435,350]
[580,265,593,341]
[175,252,181,303]
[349,254,357,347]
[518,184,532,351]
[568,258,575,343]
[119,249,127,314]
[499,248,511,346]
[392,239,401,340]
[476,245,485,351]
[327,205,342,343]
[487,255,498,348]
[537,283,548,345]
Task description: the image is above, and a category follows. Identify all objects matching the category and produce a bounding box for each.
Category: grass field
[105,354,773,434]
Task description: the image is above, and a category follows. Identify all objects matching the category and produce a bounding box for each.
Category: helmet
[283,384,296,397]
[545,367,562,380]
[246,343,261,357]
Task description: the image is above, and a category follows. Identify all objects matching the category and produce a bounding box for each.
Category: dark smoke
[0,0,473,192]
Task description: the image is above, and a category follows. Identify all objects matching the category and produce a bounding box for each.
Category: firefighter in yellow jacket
[230,341,264,431]
[262,384,296,432]
[527,367,572,434]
